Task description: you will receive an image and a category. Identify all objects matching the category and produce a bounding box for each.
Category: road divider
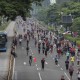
[7,54,14,80]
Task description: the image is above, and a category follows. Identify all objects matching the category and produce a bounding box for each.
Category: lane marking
[58,64,60,66]
[36,64,37,66]
[45,62,48,64]
[56,64,60,67]
[64,72,70,80]
[53,58,54,60]
[22,47,24,49]
[24,62,26,65]
[15,71,17,80]
[12,58,15,80]
[61,68,63,70]
[38,72,42,80]
[37,68,39,70]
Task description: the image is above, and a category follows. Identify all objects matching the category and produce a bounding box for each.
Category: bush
[48,26,54,31]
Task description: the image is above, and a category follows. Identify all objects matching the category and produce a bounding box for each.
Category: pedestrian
[70,56,75,66]
[41,58,45,70]
[27,39,29,46]
[29,54,32,66]
[19,38,22,45]
[11,48,17,58]
[61,75,65,80]
[55,55,58,65]
[34,38,37,47]
[69,65,74,80]
[66,51,70,60]
[65,59,69,70]
[76,54,80,66]
[42,46,45,54]
[45,49,47,57]
[26,46,29,56]
[77,68,80,80]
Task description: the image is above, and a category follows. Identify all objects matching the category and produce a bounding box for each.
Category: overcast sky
[50,0,56,4]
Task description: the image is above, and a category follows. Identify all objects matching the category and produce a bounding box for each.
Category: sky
[50,0,56,4]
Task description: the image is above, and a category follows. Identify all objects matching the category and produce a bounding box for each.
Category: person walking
[69,65,74,80]
[65,59,69,70]
[77,68,80,80]
[41,58,45,70]
[66,51,70,60]
[55,55,58,66]
[70,56,75,66]
[29,54,32,66]
[26,46,29,56]
[76,54,80,66]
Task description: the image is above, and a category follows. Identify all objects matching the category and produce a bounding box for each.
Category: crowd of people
[11,17,80,80]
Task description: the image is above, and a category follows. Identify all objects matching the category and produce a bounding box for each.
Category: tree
[72,17,80,32]
[0,0,44,20]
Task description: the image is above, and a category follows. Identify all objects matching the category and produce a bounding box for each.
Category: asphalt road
[13,18,79,80]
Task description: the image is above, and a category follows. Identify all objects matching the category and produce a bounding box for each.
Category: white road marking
[64,72,70,80]
[24,62,26,65]
[12,58,15,80]
[45,62,48,64]
[56,64,60,67]
[38,72,42,80]
[51,55,52,57]
[36,64,37,66]
[58,64,60,66]
[37,68,39,70]
[15,71,17,80]
[22,47,24,49]
[61,68,63,70]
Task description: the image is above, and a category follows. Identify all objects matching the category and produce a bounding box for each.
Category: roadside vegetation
[0,20,11,31]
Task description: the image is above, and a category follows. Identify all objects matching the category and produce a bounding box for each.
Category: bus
[0,32,7,52]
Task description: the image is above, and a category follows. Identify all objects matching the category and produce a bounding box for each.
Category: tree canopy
[0,0,44,20]
[36,1,80,34]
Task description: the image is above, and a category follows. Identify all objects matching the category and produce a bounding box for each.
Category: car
[63,31,71,35]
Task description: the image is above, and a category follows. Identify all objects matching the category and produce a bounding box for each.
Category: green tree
[72,17,80,32]
[0,0,44,20]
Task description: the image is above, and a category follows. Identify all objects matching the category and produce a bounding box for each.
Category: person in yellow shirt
[70,56,75,66]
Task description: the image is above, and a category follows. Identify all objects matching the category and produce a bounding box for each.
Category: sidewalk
[0,21,15,80]
[5,21,15,37]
